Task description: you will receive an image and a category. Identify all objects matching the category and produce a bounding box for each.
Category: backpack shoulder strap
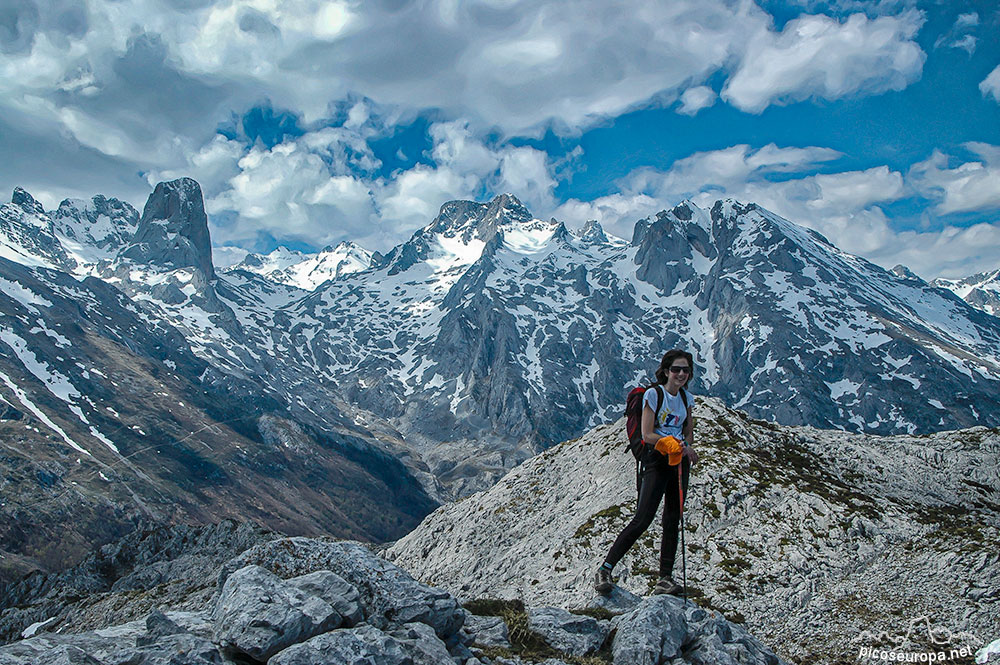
[679,387,691,428]
[652,384,664,422]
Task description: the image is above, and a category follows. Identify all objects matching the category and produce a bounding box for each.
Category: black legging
[604,453,690,577]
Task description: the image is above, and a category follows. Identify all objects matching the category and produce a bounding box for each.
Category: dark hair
[655,349,694,386]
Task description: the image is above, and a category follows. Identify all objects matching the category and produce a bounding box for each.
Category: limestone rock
[527,607,608,657]
[212,565,343,661]
[220,538,464,640]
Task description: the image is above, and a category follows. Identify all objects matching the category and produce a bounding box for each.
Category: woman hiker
[595,349,698,596]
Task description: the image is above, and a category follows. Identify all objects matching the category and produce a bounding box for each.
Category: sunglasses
[669,365,692,374]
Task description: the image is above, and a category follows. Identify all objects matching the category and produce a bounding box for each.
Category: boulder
[212,565,344,661]
[220,538,463,640]
[389,622,455,665]
[585,587,642,615]
[527,607,608,657]
[285,571,364,627]
[268,623,411,665]
[612,596,688,665]
[463,614,510,648]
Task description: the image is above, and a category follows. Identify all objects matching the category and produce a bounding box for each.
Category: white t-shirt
[643,386,693,442]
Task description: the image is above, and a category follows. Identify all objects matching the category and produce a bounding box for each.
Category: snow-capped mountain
[933,270,1000,317]
[2,178,1000,585]
[386,400,1000,664]
[273,196,1000,491]
[0,180,436,585]
[0,187,138,275]
[226,241,373,290]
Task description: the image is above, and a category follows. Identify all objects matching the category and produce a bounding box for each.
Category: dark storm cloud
[0,0,40,54]
[0,108,152,208]
[57,30,233,137]
[237,7,280,38]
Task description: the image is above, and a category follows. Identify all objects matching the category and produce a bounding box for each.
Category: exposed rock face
[0,531,787,665]
[120,178,215,279]
[212,565,352,661]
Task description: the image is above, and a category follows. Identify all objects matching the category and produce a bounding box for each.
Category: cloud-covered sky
[1,0,998,279]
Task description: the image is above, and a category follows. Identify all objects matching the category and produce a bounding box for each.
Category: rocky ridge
[225,241,373,290]
[933,269,1000,317]
[385,398,1000,664]
[0,529,787,665]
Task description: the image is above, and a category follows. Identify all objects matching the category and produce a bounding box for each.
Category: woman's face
[665,356,691,391]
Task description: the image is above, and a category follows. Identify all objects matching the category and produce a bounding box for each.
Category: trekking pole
[679,462,686,602]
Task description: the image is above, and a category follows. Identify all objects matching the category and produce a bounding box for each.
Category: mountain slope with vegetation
[386,397,1000,664]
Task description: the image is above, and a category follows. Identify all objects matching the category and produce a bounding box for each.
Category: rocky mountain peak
[120,178,215,279]
[427,193,534,245]
[578,220,609,244]
[11,188,44,216]
[890,264,924,282]
[52,195,139,253]
[933,268,1000,316]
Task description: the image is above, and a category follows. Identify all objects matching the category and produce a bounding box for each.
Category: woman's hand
[683,445,699,465]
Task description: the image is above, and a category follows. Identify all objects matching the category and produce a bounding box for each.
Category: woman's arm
[682,413,698,464]
[641,405,659,445]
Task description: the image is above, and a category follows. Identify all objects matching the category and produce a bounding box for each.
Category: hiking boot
[652,576,682,595]
[594,567,614,594]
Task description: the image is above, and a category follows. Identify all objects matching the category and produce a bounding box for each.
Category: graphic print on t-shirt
[659,406,684,428]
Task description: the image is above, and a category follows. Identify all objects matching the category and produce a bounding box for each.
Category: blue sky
[1,0,998,279]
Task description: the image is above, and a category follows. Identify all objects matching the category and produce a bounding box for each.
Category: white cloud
[494,146,556,214]
[909,143,1000,215]
[677,86,717,116]
[981,65,1000,103]
[0,0,929,151]
[204,137,377,250]
[723,11,925,112]
[954,12,979,29]
[934,11,979,54]
[556,145,927,271]
[159,115,560,252]
[869,223,1000,281]
[377,164,481,234]
[622,144,841,200]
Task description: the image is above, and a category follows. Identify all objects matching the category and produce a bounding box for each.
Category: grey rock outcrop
[119,178,215,279]
[527,607,608,657]
[212,565,348,661]
[0,521,276,644]
[463,615,510,648]
[0,532,786,665]
[268,623,414,665]
[612,596,689,665]
[220,538,464,640]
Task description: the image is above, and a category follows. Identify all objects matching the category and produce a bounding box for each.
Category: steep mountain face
[0,183,437,585]
[227,241,373,290]
[385,402,1000,665]
[120,178,215,279]
[933,269,1000,317]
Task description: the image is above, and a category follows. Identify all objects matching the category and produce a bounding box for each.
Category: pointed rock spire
[121,178,215,279]
[12,187,45,215]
